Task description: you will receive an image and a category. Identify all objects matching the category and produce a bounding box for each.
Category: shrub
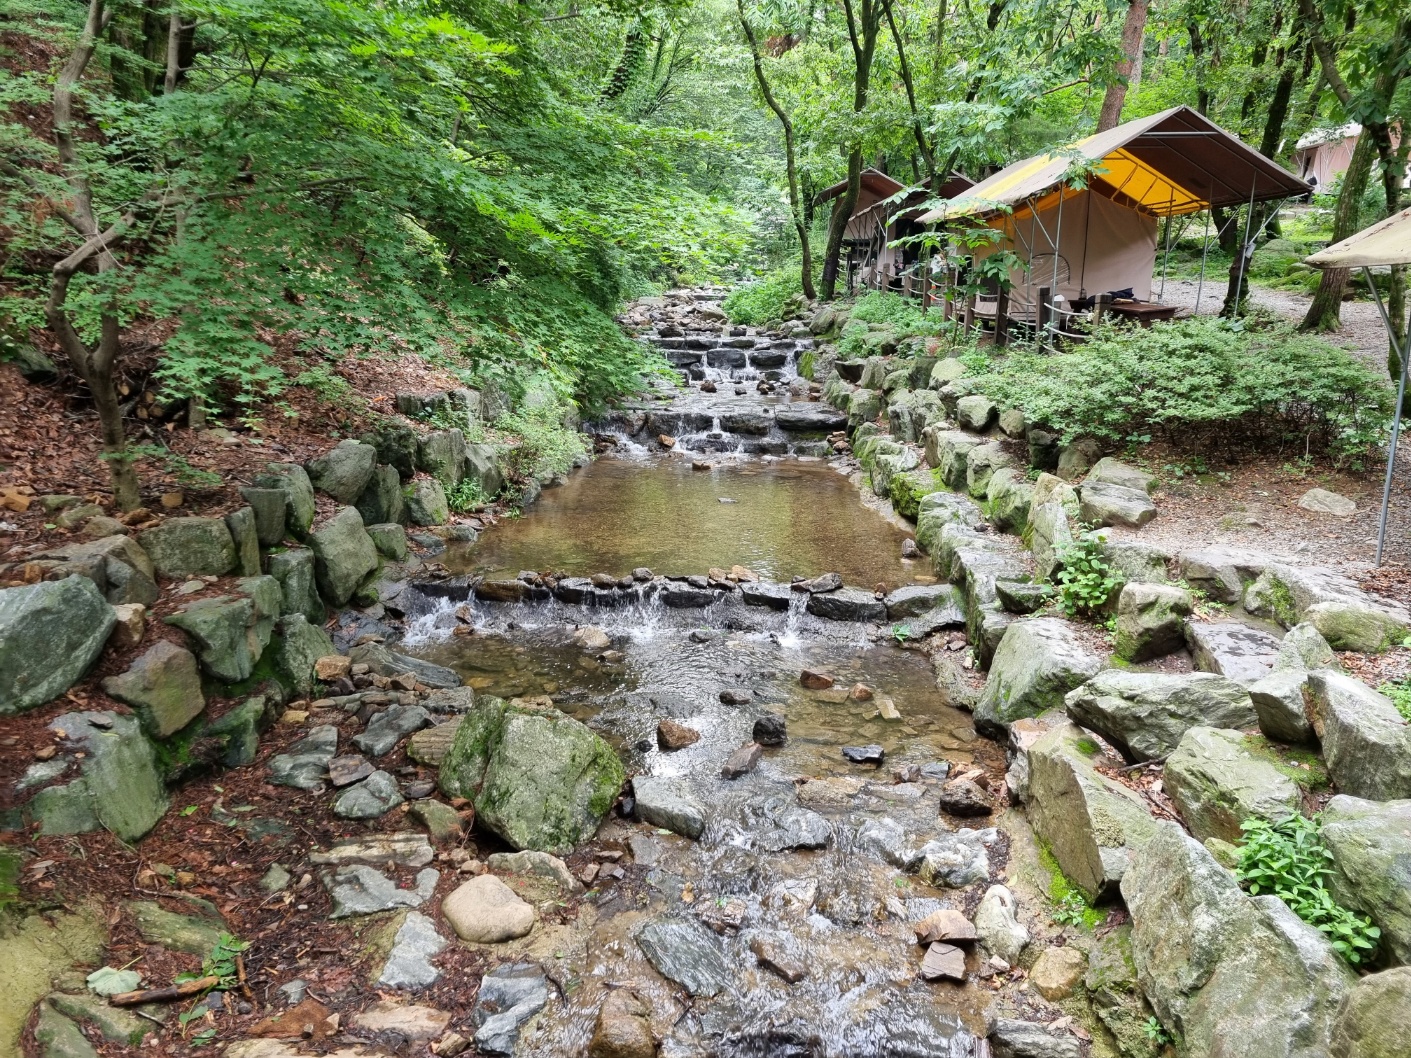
[968,316,1393,465]
[1380,679,1411,721]
[723,261,806,325]
[493,399,587,485]
[1054,531,1122,617]
[1236,815,1380,965]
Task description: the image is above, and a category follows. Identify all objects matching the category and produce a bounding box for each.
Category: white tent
[1305,206,1411,564]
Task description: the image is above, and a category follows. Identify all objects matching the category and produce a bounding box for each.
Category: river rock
[937,778,991,817]
[884,583,960,620]
[487,850,581,895]
[44,712,167,842]
[0,578,116,714]
[268,725,339,790]
[254,463,317,536]
[721,742,762,779]
[842,744,884,764]
[353,705,432,756]
[657,719,701,751]
[775,404,847,432]
[470,964,549,1056]
[744,796,831,851]
[1065,670,1256,762]
[986,1018,1082,1058]
[920,941,966,982]
[332,770,403,819]
[636,916,732,997]
[806,586,886,622]
[307,440,377,503]
[1164,727,1300,843]
[633,775,706,839]
[753,713,787,745]
[1185,620,1282,685]
[1121,821,1354,1058]
[1321,796,1411,964]
[350,642,461,689]
[1329,967,1411,1058]
[975,618,1103,735]
[376,910,446,990]
[101,640,205,738]
[442,875,535,942]
[916,828,995,888]
[268,547,324,623]
[1027,720,1157,901]
[1304,670,1411,800]
[137,516,237,577]
[325,865,439,917]
[1030,945,1086,1000]
[1249,669,1316,744]
[308,507,379,606]
[1114,581,1192,662]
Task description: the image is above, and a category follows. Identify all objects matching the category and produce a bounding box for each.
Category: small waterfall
[777,590,808,649]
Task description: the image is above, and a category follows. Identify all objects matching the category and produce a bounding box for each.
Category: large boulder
[914,490,983,556]
[1176,547,1269,605]
[1246,563,1411,652]
[1329,968,1411,1058]
[268,547,325,624]
[1122,822,1354,1058]
[1028,501,1073,581]
[253,463,317,537]
[356,464,405,527]
[35,535,158,606]
[1079,481,1156,529]
[965,442,1017,498]
[1164,727,1300,843]
[437,697,624,854]
[1084,925,1160,1058]
[974,618,1103,736]
[1249,669,1316,745]
[1114,581,1192,662]
[0,578,116,714]
[225,507,261,577]
[405,479,450,526]
[1064,670,1256,763]
[308,507,379,607]
[1320,796,1411,966]
[1304,671,1411,801]
[273,614,336,698]
[417,428,468,486]
[307,440,377,503]
[805,587,886,622]
[101,641,206,739]
[1086,457,1156,494]
[137,516,237,578]
[44,712,168,842]
[1025,720,1158,901]
[922,428,982,490]
[166,594,263,683]
[1185,620,1282,686]
[986,469,1034,534]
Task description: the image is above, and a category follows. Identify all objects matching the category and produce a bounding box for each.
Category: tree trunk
[164,7,181,94]
[1097,0,1150,132]
[882,0,936,183]
[821,152,863,301]
[821,0,881,300]
[1301,130,1377,331]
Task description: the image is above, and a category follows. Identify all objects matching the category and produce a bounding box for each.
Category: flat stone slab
[324,865,439,918]
[636,916,733,997]
[377,911,446,989]
[633,775,706,839]
[1185,621,1282,686]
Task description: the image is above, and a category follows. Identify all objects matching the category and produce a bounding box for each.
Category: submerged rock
[636,916,732,997]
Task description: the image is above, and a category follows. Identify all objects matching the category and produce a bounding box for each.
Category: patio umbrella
[1305,206,1411,564]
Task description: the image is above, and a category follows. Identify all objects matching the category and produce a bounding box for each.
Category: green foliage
[446,478,487,513]
[1051,892,1090,927]
[1379,679,1411,721]
[1054,531,1122,618]
[1143,1017,1172,1046]
[492,399,588,486]
[890,622,914,645]
[723,260,806,325]
[1236,816,1380,965]
[1039,843,1104,928]
[968,318,1394,465]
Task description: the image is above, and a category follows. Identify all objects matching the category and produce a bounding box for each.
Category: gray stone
[774,403,847,432]
[1065,670,1256,762]
[1057,438,1102,481]
[404,478,450,525]
[1186,620,1282,686]
[1305,671,1411,801]
[1329,967,1411,1058]
[987,469,1034,533]
[884,583,961,620]
[309,507,379,606]
[1122,822,1354,1058]
[995,579,1054,615]
[443,875,535,942]
[987,1018,1082,1058]
[225,507,261,577]
[974,885,1029,963]
[325,865,439,918]
[377,911,446,989]
[1246,563,1411,652]
[636,916,732,997]
[633,775,706,839]
[366,523,409,561]
[914,489,984,555]
[1082,924,1158,1058]
[137,516,237,577]
[34,1005,98,1058]
[966,442,1017,498]
[268,725,339,791]
[1087,457,1156,494]
[1321,796,1411,965]
[486,850,581,895]
[975,618,1103,735]
[1079,481,1156,529]
[48,990,150,1046]
[1274,622,1339,672]
[473,963,549,1055]
[1298,487,1356,518]
[1100,538,1171,585]
[956,394,997,431]
[268,547,324,624]
[805,586,886,622]
[273,613,335,698]
[923,428,982,491]
[206,696,269,767]
[1027,720,1157,901]
[129,898,227,954]
[412,800,464,842]
[350,642,461,689]
[356,464,405,527]
[101,641,205,738]
[35,535,159,607]
[308,832,434,868]
[29,780,99,835]
[353,705,432,756]
[166,595,256,682]
[417,429,468,486]
[744,796,831,851]
[363,422,421,479]
[254,463,316,536]
[307,440,377,503]
[1028,502,1073,581]
[1250,669,1316,744]
[239,487,288,546]
[1114,581,1193,662]
[332,770,403,819]
[916,827,996,888]
[1177,547,1269,605]
[48,712,167,842]
[465,443,505,498]
[1165,726,1300,843]
[0,578,116,714]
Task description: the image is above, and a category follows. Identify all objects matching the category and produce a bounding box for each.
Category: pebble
[721,742,762,779]
[657,719,701,751]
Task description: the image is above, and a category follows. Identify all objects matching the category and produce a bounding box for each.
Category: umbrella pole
[1368,266,1409,566]
[1195,208,1211,313]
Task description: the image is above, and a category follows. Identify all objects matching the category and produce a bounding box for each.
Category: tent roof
[1305,206,1411,268]
[1296,123,1360,151]
[919,105,1308,223]
[814,169,975,208]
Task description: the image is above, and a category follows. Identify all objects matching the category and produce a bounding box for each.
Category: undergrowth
[723,260,808,325]
[1379,679,1411,721]
[1054,531,1123,617]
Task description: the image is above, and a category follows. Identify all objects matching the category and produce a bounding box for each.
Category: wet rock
[473,964,549,1055]
[1030,946,1086,1000]
[1329,967,1411,1058]
[1065,670,1255,763]
[1027,721,1157,901]
[0,578,116,714]
[1122,822,1353,1058]
[986,1018,1082,1058]
[657,719,701,751]
[799,670,834,690]
[1304,671,1411,800]
[378,911,447,990]
[937,778,991,817]
[916,829,994,888]
[721,742,762,779]
[45,712,167,842]
[309,507,379,606]
[745,796,831,851]
[974,885,1029,963]
[856,817,923,871]
[884,583,960,620]
[1185,620,1282,686]
[1165,727,1300,843]
[752,713,786,745]
[636,916,732,997]
[333,770,403,819]
[920,942,966,982]
[800,571,842,593]
[487,850,580,895]
[589,989,656,1058]
[661,585,716,607]
[137,516,237,577]
[443,874,536,942]
[1321,796,1411,965]
[914,909,977,944]
[633,775,706,839]
[775,404,847,432]
[841,744,884,765]
[1249,669,1316,744]
[975,618,1103,736]
[350,642,462,689]
[719,687,753,705]
[100,640,204,738]
[1114,581,1192,662]
[268,725,339,791]
[806,586,886,622]
[740,581,793,609]
[353,705,432,756]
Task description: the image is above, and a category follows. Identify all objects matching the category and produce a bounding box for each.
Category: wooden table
[1105,300,1179,327]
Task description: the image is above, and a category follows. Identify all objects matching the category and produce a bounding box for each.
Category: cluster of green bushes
[722,258,809,326]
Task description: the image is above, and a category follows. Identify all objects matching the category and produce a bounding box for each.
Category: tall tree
[1097,0,1151,131]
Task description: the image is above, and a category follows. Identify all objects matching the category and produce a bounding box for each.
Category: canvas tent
[1294,124,1361,191]
[919,105,1309,325]
[1305,206,1411,564]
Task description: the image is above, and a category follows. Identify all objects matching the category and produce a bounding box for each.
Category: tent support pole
[1368,266,1409,567]
[1049,191,1065,350]
[1195,208,1211,313]
[1232,179,1258,318]
[1158,187,1175,303]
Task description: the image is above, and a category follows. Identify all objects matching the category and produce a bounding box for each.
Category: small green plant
[1379,679,1411,721]
[445,478,487,512]
[122,444,223,490]
[891,623,914,645]
[1236,816,1380,965]
[176,932,250,993]
[1143,1016,1172,1045]
[1054,531,1123,618]
[1051,892,1089,927]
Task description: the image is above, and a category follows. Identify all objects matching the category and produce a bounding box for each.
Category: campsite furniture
[1305,206,1411,566]
[919,105,1309,344]
[1106,300,1179,326]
